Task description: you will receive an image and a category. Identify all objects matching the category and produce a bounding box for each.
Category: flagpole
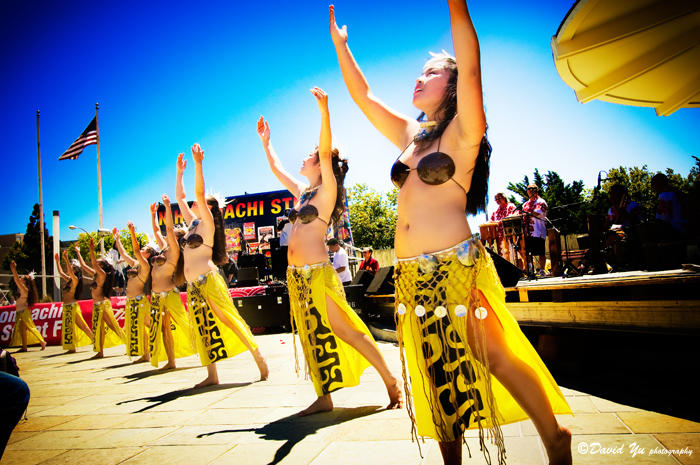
[36,110,47,297]
[95,103,106,255]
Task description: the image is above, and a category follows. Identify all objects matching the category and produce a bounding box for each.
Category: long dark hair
[22,276,39,307]
[416,55,491,215]
[98,259,115,298]
[207,196,228,266]
[172,228,186,287]
[72,264,83,300]
[314,148,349,225]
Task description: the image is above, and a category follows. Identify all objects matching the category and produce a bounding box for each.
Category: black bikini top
[90,281,98,289]
[288,188,329,225]
[391,134,476,193]
[62,281,72,292]
[180,219,213,249]
[149,252,168,267]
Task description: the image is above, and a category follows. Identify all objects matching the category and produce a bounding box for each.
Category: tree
[347,183,398,249]
[66,229,149,263]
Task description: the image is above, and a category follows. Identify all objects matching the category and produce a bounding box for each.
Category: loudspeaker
[485,247,522,287]
[366,266,394,294]
[351,269,375,288]
[236,267,259,287]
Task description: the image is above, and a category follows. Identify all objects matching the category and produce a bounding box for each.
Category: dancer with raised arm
[148,194,196,370]
[176,145,268,388]
[331,3,571,464]
[76,239,126,358]
[9,261,46,352]
[257,87,402,416]
[114,225,155,363]
[55,250,93,353]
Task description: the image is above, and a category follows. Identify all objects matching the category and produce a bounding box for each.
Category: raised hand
[162,194,171,206]
[191,143,204,163]
[55,252,60,262]
[150,202,158,215]
[74,244,81,254]
[112,227,119,239]
[88,237,95,250]
[257,116,271,146]
[177,152,187,174]
[10,260,17,270]
[329,5,347,46]
[310,87,328,110]
[127,221,135,232]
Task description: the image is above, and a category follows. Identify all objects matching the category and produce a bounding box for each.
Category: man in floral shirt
[521,184,548,275]
[490,193,518,259]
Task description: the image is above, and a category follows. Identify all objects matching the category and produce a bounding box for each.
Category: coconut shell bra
[288,188,329,225]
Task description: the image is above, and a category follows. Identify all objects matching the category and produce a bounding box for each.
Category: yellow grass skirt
[124,295,150,357]
[61,302,92,350]
[287,263,372,397]
[10,308,45,347]
[149,289,196,366]
[187,271,257,366]
[92,299,126,352]
[395,237,571,462]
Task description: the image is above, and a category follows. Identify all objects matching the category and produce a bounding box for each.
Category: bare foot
[386,378,403,410]
[17,348,28,353]
[546,425,572,465]
[132,355,150,364]
[255,353,269,381]
[194,375,219,389]
[298,395,333,416]
[40,341,47,351]
[159,362,176,371]
[90,352,104,359]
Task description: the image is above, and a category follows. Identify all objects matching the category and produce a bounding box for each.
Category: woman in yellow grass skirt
[9,261,46,351]
[257,87,402,415]
[76,238,126,358]
[175,143,268,388]
[331,2,572,463]
[147,194,196,370]
[54,250,93,353]
[114,223,157,363]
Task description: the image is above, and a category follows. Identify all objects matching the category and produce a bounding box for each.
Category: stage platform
[3,333,699,465]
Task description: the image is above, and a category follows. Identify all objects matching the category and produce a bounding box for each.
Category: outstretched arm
[9,261,27,294]
[88,238,106,282]
[150,202,166,249]
[449,0,486,143]
[128,222,150,274]
[330,5,417,148]
[113,228,136,267]
[74,244,95,276]
[62,250,78,285]
[161,194,180,264]
[176,152,196,224]
[257,116,304,199]
[191,144,215,233]
[311,87,337,205]
[54,253,70,281]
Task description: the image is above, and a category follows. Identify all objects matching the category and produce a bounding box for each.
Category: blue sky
[2,0,698,242]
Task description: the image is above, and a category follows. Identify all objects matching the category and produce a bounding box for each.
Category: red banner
[0,287,265,348]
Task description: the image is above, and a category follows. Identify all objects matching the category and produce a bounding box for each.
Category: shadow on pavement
[117,382,252,413]
[197,405,384,465]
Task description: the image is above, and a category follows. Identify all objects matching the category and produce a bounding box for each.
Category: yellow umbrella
[551,0,700,116]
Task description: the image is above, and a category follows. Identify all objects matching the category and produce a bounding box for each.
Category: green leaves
[347,183,398,250]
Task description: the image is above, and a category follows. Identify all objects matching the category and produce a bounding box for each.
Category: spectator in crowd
[327,238,352,285]
[359,247,379,275]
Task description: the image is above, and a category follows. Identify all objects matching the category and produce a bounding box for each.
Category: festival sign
[157,189,296,253]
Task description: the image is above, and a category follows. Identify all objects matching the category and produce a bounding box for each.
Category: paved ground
[3,333,699,465]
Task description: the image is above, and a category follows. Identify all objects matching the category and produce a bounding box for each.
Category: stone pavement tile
[154,424,262,445]
[14,416,80,432]
[422,436,547,465]
[25,395,86,407]
[209,384,317,409]
[215,439,330,465]
[122,445,232,465]
[47,414,132,430]
[109,411,198,428]
[462,421,523,438]
[522,413,629,435]
[90,427,179,448]
[6,429,107,450]
[0,449,67,465]
[559,386,587,397]
[619,411,700,433]
[190,407,280,425]
[589,396,642,413]
[654,433,700,465]
[7,431,39,445]
[329,418,414,441]
[39,447,145,465]
[309,440,420,465]
[564,396,599,414]
[28,402,103,417]
[571,433,678,464]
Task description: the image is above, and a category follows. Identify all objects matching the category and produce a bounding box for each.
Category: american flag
[58,117,97,160]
